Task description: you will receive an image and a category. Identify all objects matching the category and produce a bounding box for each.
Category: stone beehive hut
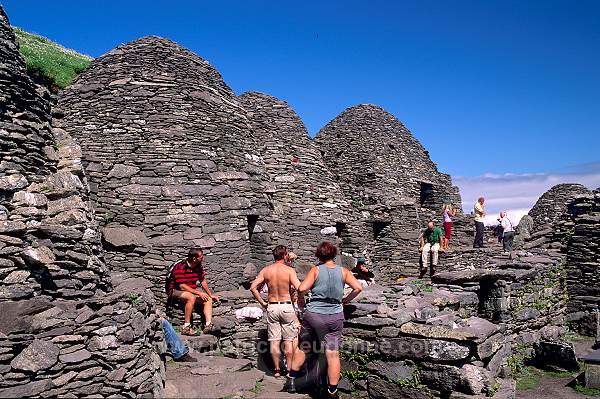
[0,7,164,397]
[315,104,462,279]
[238,92,359,271]
[55,37,270,296]
[516,183,591,250]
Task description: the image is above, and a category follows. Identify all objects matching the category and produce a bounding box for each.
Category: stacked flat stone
[517,183,590,250]
[566,189,599,336]
[0,7,165,397]
[315,104,462,280]
[238,92,357,271]
[55,37,270,296]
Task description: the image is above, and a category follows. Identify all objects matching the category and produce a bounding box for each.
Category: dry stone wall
[515,183,590,250]
[1,7,165,397]
[55,37,271,297]
[566,189,600,337]
[238,92,357,272]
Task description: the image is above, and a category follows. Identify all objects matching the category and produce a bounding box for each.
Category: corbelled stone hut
[238,92,359,272]
[315,104,462,279]
[55,36,270,295]
[516,183,591,250]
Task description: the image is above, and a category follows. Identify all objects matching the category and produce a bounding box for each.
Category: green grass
[13,27,92,90]
[515,367,541,390]
[574,381,600,396]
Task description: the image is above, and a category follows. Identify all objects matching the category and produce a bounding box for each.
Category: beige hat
[287,252,298,261]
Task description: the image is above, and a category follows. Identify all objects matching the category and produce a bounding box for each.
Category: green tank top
[306,264,344,314]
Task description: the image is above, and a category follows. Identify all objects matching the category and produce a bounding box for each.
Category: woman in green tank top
[285,241,363,397]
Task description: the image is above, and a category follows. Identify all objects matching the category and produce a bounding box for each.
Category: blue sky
[4,0,599,219]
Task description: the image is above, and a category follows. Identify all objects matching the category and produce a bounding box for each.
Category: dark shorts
[298,310,344,351]
[443,221,453,239]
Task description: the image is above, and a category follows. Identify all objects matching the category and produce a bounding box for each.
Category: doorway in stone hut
[419,181,434,207]
[370,220,393,279]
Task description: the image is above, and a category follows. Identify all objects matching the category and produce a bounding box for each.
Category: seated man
[166,248,220,335]
[351,257,375,286]
[250,245,301,378]
[419,221,443,276]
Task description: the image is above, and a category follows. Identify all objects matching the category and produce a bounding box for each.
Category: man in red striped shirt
[169,248,220,335]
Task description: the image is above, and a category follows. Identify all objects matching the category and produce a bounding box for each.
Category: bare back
[262,263,297,302]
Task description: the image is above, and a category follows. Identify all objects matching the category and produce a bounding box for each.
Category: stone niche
[55,36,271,298]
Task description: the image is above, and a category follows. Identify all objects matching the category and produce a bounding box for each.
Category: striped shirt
[169,259,205,291]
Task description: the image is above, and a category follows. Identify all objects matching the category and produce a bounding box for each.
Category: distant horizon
[4,0,599,221]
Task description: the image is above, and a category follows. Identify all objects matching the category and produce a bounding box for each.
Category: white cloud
[454,163,600,226]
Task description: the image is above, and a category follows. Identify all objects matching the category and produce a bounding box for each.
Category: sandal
[180,326,198,336]
[273,369,281,378]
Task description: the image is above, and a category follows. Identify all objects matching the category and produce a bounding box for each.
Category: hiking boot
[180,326,197,336]
[174,353,197,362]
[202,322,215,334]
[327,389,339,398]
[283,377,296,393]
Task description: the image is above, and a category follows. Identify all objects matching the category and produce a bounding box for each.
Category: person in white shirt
[499,211,514,252]
[473,197,486,248]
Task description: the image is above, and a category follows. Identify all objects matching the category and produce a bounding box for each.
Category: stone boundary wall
[566,190,600,337]
[0,7,166,396]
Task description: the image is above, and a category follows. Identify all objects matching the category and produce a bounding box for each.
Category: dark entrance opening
[372,221,391,239]
[247,215,259,240]
[335,222,347,237]
[420,182,434,207]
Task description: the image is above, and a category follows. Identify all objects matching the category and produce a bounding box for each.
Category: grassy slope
[12,27,92,90]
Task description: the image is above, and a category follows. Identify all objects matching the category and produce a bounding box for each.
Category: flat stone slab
[182,334,219,352]
[188,356,252,375]
[400,317,498,343]
[582,349,600,364]
[166,368,265,398]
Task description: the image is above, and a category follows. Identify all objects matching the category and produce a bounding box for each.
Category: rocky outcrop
[566,189,599,336]
[1,6,165,396]
[55,36,270,295]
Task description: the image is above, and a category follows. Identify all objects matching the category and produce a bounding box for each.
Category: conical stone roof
[316,104,461,213]
[55,36,270,294]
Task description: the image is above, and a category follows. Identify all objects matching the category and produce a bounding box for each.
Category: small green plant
[486,381,501,397]
[249,381,263,395]
[340,369,370,382]
[392,361,422,388]
[573,381,600,396]
[515,367,539,390]
[127,293,141,305]
[408,279,432,293]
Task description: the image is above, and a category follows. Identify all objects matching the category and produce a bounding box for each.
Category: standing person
[286,241,363,398]
[419,221,444,275]
[166,248,220,335]
[441,204,455,251]
[473,197,486,248]
[249,246,301,378]
[499,211,515,252]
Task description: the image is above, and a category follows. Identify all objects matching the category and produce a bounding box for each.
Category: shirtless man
[250,245,301,377]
